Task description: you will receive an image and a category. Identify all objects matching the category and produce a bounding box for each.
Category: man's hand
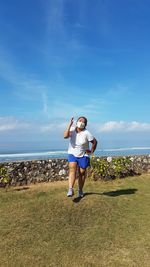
[64,117,74,139]
[69,117,74,127]
[86,138,98,155]
[85,149,92,155]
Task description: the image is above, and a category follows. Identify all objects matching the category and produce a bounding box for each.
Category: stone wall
[0,159,68,186]
[0,155,150,186]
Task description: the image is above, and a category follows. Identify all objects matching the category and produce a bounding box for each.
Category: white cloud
[99,121,125,132]
[0,124,16,132]
[0,117,30,132]
[41,120,150,135]
[41,122,67,133]
[95,121,150,133]
[129,121,150,131]
[0,116,66,135]
[1,115,150,147]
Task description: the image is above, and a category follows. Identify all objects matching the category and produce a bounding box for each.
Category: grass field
[0,174,150,267]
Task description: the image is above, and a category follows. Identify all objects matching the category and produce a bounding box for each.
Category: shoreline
[0,152,150,164]
[0,147,150,164]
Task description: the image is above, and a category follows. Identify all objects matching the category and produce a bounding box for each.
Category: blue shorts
[68,154,90,169]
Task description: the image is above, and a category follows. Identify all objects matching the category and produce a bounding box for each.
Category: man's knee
[69,165,77,172]
[79,168,86,175]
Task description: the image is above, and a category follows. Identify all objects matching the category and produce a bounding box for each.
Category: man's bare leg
[67,162,77,197]
[78,167,86,196]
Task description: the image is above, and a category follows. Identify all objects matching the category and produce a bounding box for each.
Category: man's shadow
[102,188,138,197]
[73,188,138,203]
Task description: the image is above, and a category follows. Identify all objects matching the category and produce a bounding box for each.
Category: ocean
[0,147,150,162]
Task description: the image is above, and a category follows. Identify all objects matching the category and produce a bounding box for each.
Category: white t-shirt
[68,127,94,157]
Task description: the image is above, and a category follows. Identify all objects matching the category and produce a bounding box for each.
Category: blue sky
[0,0,150,150]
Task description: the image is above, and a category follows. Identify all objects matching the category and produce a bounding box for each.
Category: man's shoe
[78,189,84,198]
[67,188,74,197]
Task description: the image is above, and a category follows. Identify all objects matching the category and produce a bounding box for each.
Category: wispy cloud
[76,0,111,35]
[0,45,133,124]
[0,46,18,84]
[105,84,131,99]
[44,0,89,65]
[42,92,49,115]
[46,96,106,120]
[46,0,65,35]
[0,45,111,121]
[0,45,50,117]
[45,0,111,53]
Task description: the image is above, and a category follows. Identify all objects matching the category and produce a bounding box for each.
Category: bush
[0,167,10,188]
[89,156,133,180]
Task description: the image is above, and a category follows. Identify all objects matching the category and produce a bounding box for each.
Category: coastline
[0,147,150,163]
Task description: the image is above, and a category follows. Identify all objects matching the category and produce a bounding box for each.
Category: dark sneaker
[78,190,84,198]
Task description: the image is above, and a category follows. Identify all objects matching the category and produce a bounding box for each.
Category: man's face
[76,118,86,129]
[78,118,86,124]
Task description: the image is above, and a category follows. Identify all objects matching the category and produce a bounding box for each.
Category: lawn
[0,174,150,267]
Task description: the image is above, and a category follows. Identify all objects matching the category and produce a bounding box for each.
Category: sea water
[0,147,150,162]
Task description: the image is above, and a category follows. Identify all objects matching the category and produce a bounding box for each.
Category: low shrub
[0,167,10,189]
[89,156,133,180]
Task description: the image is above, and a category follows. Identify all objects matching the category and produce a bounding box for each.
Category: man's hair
[77,116,88,127]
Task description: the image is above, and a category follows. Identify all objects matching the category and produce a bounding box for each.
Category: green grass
[0,174,150,267]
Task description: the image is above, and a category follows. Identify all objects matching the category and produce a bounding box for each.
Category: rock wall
[0,155,150,186]
[0,159,68,186]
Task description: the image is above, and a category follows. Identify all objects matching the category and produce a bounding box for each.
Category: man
[64,116,97,198]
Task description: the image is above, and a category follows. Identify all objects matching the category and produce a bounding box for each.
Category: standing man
[64,116,97,198]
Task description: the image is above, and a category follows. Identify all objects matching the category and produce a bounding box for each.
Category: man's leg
[78,167,86,197]
[78,156,90,196]
[67,162,77,196]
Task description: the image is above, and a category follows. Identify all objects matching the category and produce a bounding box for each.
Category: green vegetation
[0,167,10,189]
[0,174,150,267]
[90,156,133,180]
